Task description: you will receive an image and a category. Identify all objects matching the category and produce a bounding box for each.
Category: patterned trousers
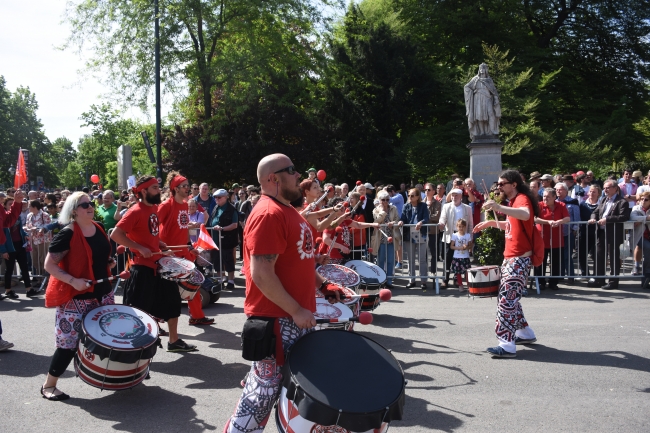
[495,257,534,352]
[226,318,312,433]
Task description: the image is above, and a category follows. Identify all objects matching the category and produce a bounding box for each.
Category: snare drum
[345,260,387,311]
[317,264,361,291]
[276,330,405,433]
[178,268,205,301]
[314,298,354,331]
[157,256,195,281]
[467,266,501,297]
[315,284,360,318]
[74,305,159,391]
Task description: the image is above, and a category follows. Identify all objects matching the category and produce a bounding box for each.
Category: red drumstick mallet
[339,289,392,301]
[351,195,365,214]
[326,227,344,256]
[85,270,131,287]
[116,245,126,255]
[352,180,362,192]
[315,311,373,325]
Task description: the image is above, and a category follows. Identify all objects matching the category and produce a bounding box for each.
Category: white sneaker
[0,339,14,351]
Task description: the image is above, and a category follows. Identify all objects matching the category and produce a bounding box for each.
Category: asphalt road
[1,275,649,433]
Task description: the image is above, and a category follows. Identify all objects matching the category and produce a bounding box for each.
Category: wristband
[319,279,329,291]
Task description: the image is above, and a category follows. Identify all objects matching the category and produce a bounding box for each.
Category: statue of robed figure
[464,63,502,140]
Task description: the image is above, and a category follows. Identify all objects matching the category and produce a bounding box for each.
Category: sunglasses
[77,202,94,209]
[425,189,432,191]
[274,165,297,175]
[380,198,389,202]
[496,182,511,187]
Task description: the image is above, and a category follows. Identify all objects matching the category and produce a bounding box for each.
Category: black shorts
[211,248,235,273]
[122,265,181,320]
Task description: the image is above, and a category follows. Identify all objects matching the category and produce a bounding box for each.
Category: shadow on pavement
[64,385,217,432]
[152,353,249,390]
[179,325,242,351]
[371,313,454,329]
[0,350,61,378]
[0,295,44,312]
[359,330,479,357]
[524,344,650,373]
[400,360,478,391]
[391,394,467,432]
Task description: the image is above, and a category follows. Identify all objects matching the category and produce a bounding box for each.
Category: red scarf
[45,221,110,308]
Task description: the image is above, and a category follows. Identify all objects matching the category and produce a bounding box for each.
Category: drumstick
[86,270,131,287]
[481,179,499,223]
[326,226,344,255]
[315,312,373,325]
[162,245,190,249]
[326,288,392,301]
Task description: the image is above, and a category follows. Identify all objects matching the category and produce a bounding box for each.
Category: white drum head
[314,298,353,321]
[83,305,159,349]
[317,264,361,288]
[315,285,358,307]
[158,256,195,273]
[345,260,387,283]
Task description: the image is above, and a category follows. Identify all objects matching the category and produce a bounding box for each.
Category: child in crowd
[450,218,473,290]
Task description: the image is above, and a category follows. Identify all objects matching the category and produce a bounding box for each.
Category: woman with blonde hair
[371,190,401,289]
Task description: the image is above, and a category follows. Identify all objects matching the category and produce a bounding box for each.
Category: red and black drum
[276,330,405,433]
[75,305,159,391]
[178,268,205,301]
[467,265,501,297]
[344,260,386,311]
[313,298,354,332]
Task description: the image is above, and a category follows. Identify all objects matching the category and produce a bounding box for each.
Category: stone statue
[464,63,501,140]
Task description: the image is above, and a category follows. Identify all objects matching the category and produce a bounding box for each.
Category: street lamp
[8,165,15,176]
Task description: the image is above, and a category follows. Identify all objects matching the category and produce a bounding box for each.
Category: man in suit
[588,180,631,290]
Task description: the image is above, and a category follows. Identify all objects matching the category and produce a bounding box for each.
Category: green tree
[64,0,332,119]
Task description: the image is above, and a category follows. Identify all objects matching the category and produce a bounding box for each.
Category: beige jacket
[439,202,473,243]
[371,204,402,252]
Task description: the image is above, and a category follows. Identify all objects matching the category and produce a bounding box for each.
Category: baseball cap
[306,167,316,173]
[232,183,240,188]
[363,182,375,190]
[213,188,228,197]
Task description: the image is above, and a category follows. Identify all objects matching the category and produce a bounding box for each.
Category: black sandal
[41,385,70,401]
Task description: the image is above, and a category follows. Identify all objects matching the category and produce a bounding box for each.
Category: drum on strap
[313,298,354,331]
[344,260,387,311]
[75,305,159,391]
[157,256,195,282]
[276,330,405,433]
[317,264,361,317]
[316,284,360,318]
[467,265,501,297]
[178,268,205,301]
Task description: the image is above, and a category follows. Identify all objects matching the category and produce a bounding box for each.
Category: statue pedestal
[467,138,503,188]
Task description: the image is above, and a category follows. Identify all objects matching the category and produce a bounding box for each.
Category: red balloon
[90,174,100,184]
[317,170,327,181]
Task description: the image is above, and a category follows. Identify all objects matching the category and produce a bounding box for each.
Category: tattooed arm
[250,253,316,329]
[44,250,89,291]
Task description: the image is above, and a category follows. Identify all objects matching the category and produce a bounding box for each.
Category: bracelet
[319,279,329,291]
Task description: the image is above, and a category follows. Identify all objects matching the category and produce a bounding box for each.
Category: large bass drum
[344,260,387,311]
[276,330,405,433]
[75,305,159,391]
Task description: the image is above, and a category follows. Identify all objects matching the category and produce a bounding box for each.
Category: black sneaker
[167,339,198,352]
[226,282,235,291]
[26,288,39,297]
[515,336,537,345]
[5,290,18,299]
[487,346,516,358]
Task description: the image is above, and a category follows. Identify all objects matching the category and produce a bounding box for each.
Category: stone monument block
[467,140,503,187]
[117,145,132,192]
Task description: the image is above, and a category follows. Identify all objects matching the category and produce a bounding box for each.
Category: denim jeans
[377,242,395,284]
[562,233,576,277]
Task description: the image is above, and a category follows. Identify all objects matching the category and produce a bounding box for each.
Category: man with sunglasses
[112,176,197,353]
[587,180,631,290]
[208,189,239,290]
[225,154,333,433]
[159,172,214,327]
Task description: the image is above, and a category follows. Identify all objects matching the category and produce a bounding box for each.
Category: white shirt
[453,204,464,226]
[452,232,472,258]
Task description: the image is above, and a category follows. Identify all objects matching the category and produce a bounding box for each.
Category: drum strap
[274,319,285,366]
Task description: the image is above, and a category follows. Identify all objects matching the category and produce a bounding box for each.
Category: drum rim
[81,305,160,352]
[344,260,387,281]
[317,263,361,287]
[314,298,354,320]
[283,329,405,423]
[158,256,196,272]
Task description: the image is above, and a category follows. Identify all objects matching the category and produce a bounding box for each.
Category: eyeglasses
[192,187,199,190]
[408,195,418,197]
[77,202,94,209]
[274,165,297,175]
[380,198,389,202]
[178,184,190,188]
[496,182,511,187]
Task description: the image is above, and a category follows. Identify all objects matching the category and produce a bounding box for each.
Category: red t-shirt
[352,214,366,246]
[115,202,161,269]
[503,193,535,258]
[158,197,193,260]
[537,201,568,249]
[322,219,353,259]
[243,196,316,317]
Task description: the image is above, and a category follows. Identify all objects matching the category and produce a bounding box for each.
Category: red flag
[14,149,27,189]
[193,224,218,250]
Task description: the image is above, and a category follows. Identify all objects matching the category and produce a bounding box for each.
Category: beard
[146,191,162,204]
[280,182,303,204]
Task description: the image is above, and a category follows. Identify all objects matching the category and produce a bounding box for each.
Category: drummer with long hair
[41,192,116,400]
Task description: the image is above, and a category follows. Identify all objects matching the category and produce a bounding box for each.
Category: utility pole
[155,0,162,182]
